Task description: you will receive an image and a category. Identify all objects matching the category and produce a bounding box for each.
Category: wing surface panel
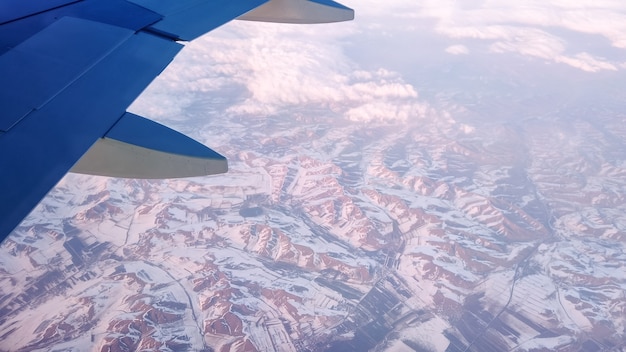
[0,0,161,56]
[0,0,78,24]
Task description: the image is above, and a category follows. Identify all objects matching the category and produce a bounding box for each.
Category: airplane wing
[0,0,354,242]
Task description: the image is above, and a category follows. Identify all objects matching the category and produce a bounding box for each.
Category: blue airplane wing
[0,0,354,242]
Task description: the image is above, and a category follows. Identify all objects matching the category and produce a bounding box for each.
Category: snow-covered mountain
[1,98,624,351]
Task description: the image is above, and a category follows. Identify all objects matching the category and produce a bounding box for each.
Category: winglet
[238,0,354,24]
[71,112,227,179]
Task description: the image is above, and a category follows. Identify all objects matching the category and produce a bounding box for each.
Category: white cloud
[127,0,626,136]
[460,124,475,134]
[555,52,618,72]
[413,0,626,71]
[487,27,566,60]
[133,20,439,124]
[345,100,435,122]
[445,44,469,55]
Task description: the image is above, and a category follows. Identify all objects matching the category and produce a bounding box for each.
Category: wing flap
[0,17,134,132]
[71,112,228,178]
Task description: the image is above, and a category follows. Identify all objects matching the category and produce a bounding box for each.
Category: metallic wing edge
[71,112,227,178]
[238,0,354,24]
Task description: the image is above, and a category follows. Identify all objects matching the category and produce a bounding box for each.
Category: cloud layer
[129,0,626,130]
[131,19,439,124]
[411,0,626,72]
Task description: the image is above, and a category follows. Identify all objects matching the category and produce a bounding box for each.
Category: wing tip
[239,0,355,24]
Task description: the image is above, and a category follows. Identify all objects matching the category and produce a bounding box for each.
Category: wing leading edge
[0,0,354,242]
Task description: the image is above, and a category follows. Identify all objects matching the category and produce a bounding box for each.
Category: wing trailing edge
[71,112,227,179]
